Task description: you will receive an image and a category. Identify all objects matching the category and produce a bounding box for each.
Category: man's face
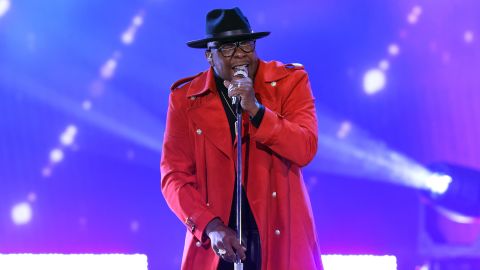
[206,39,259,81]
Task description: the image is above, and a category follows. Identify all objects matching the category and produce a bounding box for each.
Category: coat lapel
[186,68,233,159]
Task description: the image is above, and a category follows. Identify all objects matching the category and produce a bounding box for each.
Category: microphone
[232,65,248,105]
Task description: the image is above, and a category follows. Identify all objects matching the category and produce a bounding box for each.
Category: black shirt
[213,73,264,232]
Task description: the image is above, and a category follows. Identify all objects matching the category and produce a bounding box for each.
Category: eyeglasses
[209,40,256,57]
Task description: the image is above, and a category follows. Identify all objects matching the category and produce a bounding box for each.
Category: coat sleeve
[250,70,318,167]
[160,91,217,243]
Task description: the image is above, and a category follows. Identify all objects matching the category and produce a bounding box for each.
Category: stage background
[1,0,479,269]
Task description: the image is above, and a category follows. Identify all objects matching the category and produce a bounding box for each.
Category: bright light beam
[0,68,163,153]
[308,110,448,195]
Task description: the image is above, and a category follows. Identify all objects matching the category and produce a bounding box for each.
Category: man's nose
[232,47,247,58]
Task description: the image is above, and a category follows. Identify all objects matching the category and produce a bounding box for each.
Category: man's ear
[205,50,213,66]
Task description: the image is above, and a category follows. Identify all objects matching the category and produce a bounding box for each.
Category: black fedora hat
[187,7,270,48]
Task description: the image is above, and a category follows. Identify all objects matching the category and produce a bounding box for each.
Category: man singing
[161,7,323,270]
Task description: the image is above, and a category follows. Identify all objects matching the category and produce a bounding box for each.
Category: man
[161,7,323,270]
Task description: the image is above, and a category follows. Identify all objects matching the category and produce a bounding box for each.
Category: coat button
[190,96,196,100]
[206,202,210,207]
[275,229,281,236]
[271,81,277,87]
[196,241,201,247]
[272,192,277,198]
[196,129,202,135]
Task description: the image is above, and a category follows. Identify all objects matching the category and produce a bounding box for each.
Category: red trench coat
[161,60,323,270]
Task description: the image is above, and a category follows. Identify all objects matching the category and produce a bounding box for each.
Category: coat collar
[186,68,216,98]
[254,60,289,83]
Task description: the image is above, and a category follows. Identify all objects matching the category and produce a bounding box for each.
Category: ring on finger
[217,248,227,256]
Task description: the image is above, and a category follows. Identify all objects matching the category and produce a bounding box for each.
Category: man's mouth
[232,64,249,70]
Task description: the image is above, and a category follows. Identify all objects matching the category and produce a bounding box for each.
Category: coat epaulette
[284,63,304,70]
[170,72,203,91]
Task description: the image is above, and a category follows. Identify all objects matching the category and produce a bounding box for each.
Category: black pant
[217,229,261,270]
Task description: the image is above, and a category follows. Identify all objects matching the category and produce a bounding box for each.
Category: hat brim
[186,31,270,49]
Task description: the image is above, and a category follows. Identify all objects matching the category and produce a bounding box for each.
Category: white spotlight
[337,121,352,139]
[363,69,386,95]
[464,31,474,43]
[379,60,390,71]
[425,173,452,195]
[60,125,78,146]
[41,167,52,177]
[60,133,74,145]
[130,220,140,232]
[65,125,78,135]
[82,100,92,111]
[407,5,422,25]
[0,0,11,18]
[322,255,397,270]
[412,5,423,16]
[407,14,418,24]
[132,15,143,26]
[11,202,33,225]
[100,59,117,79]
[388,44,400,56]
[50,148,64,163]
[418,264,430,270]
[121,28,135,45]
[0,254,149,270]
[27,192,37,202]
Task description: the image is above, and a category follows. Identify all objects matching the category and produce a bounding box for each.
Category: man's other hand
[205,218,246,263]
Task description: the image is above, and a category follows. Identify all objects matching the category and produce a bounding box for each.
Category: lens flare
[11,202,33,225]
[363,69,386,95]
